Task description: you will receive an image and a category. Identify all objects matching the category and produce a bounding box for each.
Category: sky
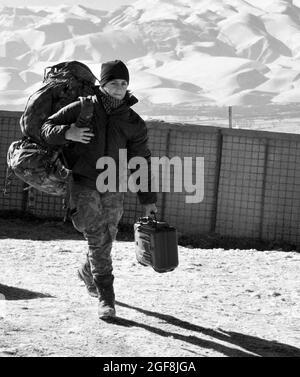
[0,0,135,11]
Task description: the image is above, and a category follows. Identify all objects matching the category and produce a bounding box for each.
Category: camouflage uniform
[70,182,124,280]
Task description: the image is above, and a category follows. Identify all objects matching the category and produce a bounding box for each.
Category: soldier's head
[100,60,129,100]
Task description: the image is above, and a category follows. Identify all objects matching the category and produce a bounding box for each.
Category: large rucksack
[5,61,96,197]
[20,60,97,143]
[7,138,71,196]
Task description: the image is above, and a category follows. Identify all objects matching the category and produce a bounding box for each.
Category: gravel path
[0,219,300,357]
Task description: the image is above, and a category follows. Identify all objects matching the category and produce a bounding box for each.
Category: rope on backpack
[2,165,14,197]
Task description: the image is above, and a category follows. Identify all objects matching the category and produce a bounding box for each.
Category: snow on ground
[0,0,300,127]
[0,219,300,357]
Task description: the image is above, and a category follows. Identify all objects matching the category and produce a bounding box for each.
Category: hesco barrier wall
[0,110,299,245]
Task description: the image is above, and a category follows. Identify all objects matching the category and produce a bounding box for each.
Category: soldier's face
[103,79,128,100]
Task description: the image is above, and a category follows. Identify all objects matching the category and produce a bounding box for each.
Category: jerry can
[134,216,179,273]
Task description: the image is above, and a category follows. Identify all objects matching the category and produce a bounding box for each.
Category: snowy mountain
[1,0,300,112]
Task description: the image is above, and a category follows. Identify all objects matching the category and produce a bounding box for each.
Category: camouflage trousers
[70,182,124,280]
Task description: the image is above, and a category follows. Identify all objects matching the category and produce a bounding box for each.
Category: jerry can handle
[138,212,158,227]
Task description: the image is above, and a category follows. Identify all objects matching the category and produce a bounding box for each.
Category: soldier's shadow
[102,301,300,358]
[0,283,53,300]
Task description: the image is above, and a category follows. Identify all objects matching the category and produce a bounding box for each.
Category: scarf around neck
[99,87,125,114]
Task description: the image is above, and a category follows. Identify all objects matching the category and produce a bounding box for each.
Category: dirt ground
[0,217,300,357]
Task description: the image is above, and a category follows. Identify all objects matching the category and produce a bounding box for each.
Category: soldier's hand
[65,123,94,144]
[143,203,158,218]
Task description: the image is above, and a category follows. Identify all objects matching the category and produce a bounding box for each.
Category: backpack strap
[61,96,94,222]
[76,96,94,128]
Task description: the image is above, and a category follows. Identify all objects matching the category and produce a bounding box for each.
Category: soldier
[41,60,157,319]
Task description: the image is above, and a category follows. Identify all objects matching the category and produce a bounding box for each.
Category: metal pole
[229,106,233,128]
[21,183,29,213]
[161,128,171,222]
[210,129,223,233]
[259,139,269,240]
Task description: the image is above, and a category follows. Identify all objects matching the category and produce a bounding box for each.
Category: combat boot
[95,275,116,319]
[77,261,98,298]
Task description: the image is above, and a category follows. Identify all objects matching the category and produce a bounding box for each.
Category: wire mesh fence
[0,110,299,245]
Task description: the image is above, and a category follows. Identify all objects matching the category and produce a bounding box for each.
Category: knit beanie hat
[100,60,129,87]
